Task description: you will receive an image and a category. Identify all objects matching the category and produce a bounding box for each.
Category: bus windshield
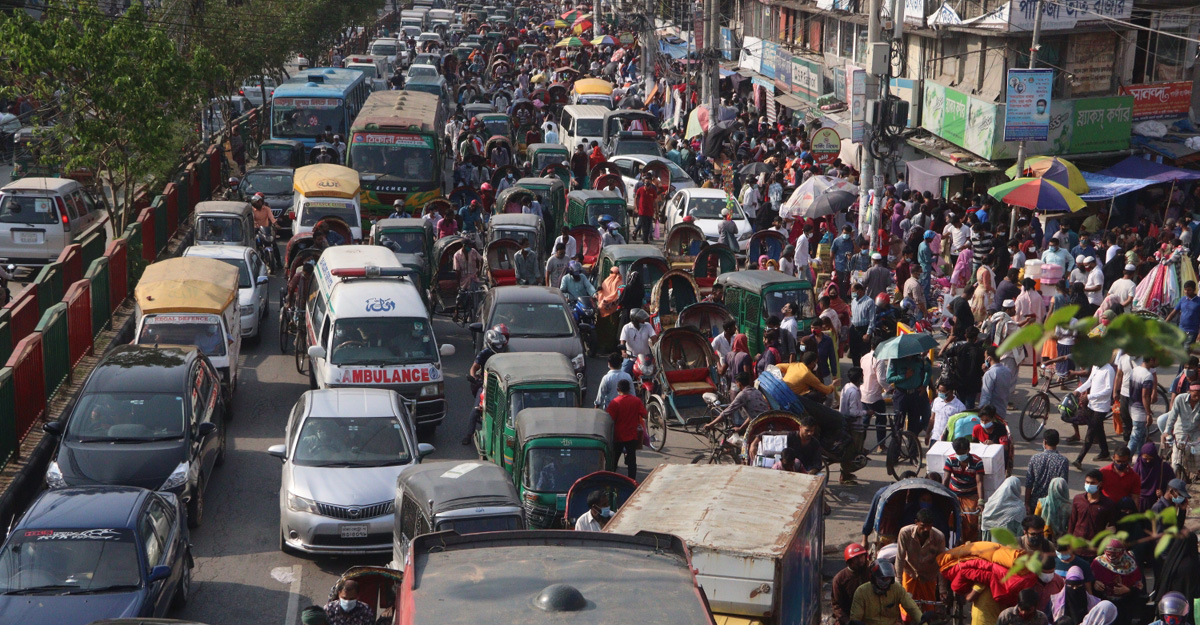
[272,97,346,139]
[349,133,437,183]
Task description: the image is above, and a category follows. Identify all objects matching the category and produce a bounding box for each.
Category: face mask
[1057,552,1071,561]
[600,506,614,518]
[1114,462,1128,471]
[852,293,860,300]
[982,421,994,429]
[842,234,850,240]
[1173,495,1187,504]
[938,392,947,400]
[1084,483,1099,494]
[958,453,970,461]
[339,599,356,612]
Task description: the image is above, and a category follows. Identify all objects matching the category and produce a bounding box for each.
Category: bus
[347,90,447,217]
[270,67,371,148]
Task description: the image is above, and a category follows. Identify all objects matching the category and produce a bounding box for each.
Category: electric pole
[1009,0,1043,235]
[861,0,881,249]
[708,0,720,116]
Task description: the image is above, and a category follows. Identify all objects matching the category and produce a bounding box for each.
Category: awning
[719,68,735,77]
[775,93,807,112]
[906,157,968,199]
[1078,172,1159,201]
[1097,155,1200,183]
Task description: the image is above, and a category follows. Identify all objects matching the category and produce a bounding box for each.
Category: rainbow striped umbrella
[572,19,593,33]
[1004,156,1089,194]
[555,36,591,47]
[542,19,568,28]
[987,177,1086,213]
[561,9,584,20]
[592,35,618,46]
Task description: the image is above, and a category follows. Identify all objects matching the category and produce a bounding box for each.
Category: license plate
[339,524,368,538]
[16,232,41,244]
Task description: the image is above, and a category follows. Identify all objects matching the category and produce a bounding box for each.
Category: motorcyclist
[849,560,922,625]
[559,261,596,303]
[601,220,625,247]
[1148,591,1189,625]
[461,325,509,445]
[251,193,276,229]
[388,199,405,219]
[223,177,240,201]
[618,308,656,376]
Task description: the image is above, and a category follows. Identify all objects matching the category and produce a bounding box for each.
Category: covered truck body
[604,464,824,625]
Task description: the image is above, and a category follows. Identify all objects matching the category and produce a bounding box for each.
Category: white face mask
[1037,572,1054,583]
[339,599,356,612]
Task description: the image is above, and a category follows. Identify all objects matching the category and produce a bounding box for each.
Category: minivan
[0,177,107,267]
[558,105,610,152]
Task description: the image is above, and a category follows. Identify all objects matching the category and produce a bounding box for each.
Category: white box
[926,441,1006,497]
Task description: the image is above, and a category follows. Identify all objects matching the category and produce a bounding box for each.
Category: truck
[604,464,825,625]
[399,530,717,625]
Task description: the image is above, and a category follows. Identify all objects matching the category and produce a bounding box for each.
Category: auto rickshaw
[369,218,435,290]
[692,243,738,296]
[464,102,496,119]
[569,225,601,272]
[431,234,472,315]
[511,408,615,529]
[486,212,543,269]
[642,326,721,452]
[748,230,788,266]
[477,113,513,143]
[663,222,705,269]
[493,185,535,215]
[649,269,699,331]
[474,352,582,469]
[484,238,523,287]
[541,163,572,190]
[257,139,306,169]
[715,270,816,355]
[452,45,474,62]
[563,471,638,528]
[193,201,255,248]
[567,189,627,241]
[863,478,963,548]
[515,176,566,241]
[676,302,734,338]
[594,244,668,301]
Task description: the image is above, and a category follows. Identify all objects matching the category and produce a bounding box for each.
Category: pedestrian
[1072,360,1116,469]
[848,282,874,365]
[1051,567,1100,622]
[996,588,1050,625]
[1025,429,1070,514]
[928,380,965,445]
[839,367,866,485]
[1152,532,1200,613]
[1098,447,1139,504]
[830,544,872,625]
[605,378,646,479]
[979,347,1016,419]
[325,580,374,625]
[981,476,1026,542]
[896,508,946,605]
[1125,356,1158,455]
[1166,280,1200,344]
[1131,443,1174,512]
[944,435,986,541]
[544,243,570,287]
[1090,538,1145,625]
[633,172,657,243]
[1163,382,1200,482]
[1068,469,1116,557]
[972,404,1009,446]
[1149,478,1190,528]
[887,350,931,434]
[594,352,633,409]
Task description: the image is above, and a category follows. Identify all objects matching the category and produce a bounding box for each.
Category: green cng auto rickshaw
[715,270,817,355]
[526,143,570,174]
[257,139,307,169]
[567,189,628,241]
[369,218,435,290]
[474,352,582,470]
[516,177,566,248]
[513,408,615,528]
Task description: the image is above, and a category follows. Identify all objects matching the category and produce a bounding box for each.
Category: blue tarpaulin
[1097,156,1200,183]
[1079,172,1159,201]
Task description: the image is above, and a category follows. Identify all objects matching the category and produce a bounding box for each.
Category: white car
[417,32,443,46]
[240,77,276,107]
[609,155,696,207]
[407,64,439,79]
[663,188,753,251]
[182,245,270,339]
[368,38,401,72]
[269,388,434,555]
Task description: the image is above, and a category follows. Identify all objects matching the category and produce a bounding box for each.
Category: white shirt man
[1077,362,1116,413]
[793,231,812,271]
[1084,258,1105,306]
[740,184,760,220]
[944,220,971,255]
[619,321,657,359]
[1108,265,1137,307]
[554,233,578,260]
[930,391,966,442]
[712,331,734,367]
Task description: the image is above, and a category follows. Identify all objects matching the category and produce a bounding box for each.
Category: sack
[1059,393,1085,425]
[1111,399,1123,434]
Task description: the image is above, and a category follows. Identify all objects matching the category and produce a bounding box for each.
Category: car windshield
[272,97,346,139]
[532,152,567,172]
[299,201,359,228]
[329,317,436,365]
[138,317,226,357]
[575,119,603,136]
[687,196,743,220]
[661,160,692,183]
[196,216,244,243]
[587,202,624,226]
[0,194,58,225]
[490,302,574,337]
[293,416,411,467]
[206,257,252,289]
[371,43,398,56]
[259,148,296,168]
[765,287,816,319]
[578,95,613,109]
[408,66,438,78]
[511,389,578,422]
[0,529,141,594]
[349,138,436,183]
[614,140,661,156]
[481,119,508,137]
[378,231,425,255]
[523,447,605,493]
[242,171,293,196]
[490,228,533,244]
[67,393,186,442]
[435,514,522,534]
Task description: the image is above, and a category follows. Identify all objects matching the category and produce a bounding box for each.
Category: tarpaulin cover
[1078,172,1158,201]
[906,157,967,199]
[136,257,239,314]
[1097,155,1200,183]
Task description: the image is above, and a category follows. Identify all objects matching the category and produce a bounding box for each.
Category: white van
[0,178,107,267]
[558,105,610,153]
[305,246,455,431]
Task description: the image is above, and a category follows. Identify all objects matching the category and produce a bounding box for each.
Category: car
[609,155,695,204]
[368,37,402,71]
[401,25,421,39]
[0,177,107,268]
[237,166,295,234]
[663,187,753,251]
[406,63,440,80]
[182,245,269,339]
[239,76,276,107]
[417,32,443,46]
[470,286,587,386]
[43,345,227,528]
[0,486,192,625]
[269,388,435,555]
[605,132,664,157]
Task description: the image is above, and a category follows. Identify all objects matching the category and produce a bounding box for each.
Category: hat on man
[1168,478,1192,498]
[1084,256,1096,265]
[1125,264,1137,272]
[871,252,883,260]
[1076,254,1087,264]
[1002,299,1015,309]
[924,230,935,240]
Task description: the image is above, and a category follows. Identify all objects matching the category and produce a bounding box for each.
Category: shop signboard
[1003,68,1053,142]
[775,47,792,92]
[811,127,841,165]
[739,36,762,74]
[792,58,821,103]
[760,41,777,80]
[1119,82,1194,120]
[850,67,866,143]
[942,88,968,147]
[720,27,734,60]
[1069,96,1133,153]
[964,0,1132,31]
[832,67,846,102]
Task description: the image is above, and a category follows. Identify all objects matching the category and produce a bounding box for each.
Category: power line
[1036,0,1200,45]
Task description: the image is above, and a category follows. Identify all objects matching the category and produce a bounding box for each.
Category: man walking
[896,508,946,606]
[606,379,647,479]
[1024,429,1069,514]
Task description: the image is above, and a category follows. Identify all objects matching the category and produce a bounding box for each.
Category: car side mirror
[417,443,435,459]
[257,275,269,285]
[267,444,287,460]
[147,565,171,583]
[43,421,63,436]
[439,344,455,357]
[197,422,216,437]
[468,322,483,334]
[307,345,327,360]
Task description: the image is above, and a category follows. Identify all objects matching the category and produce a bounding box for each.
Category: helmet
[227,177,239,186]
[871,561,896,593]
[484,329,508,351]
[481,182,493,191]
[631,308,649,323]
[568,261,583,275]
[1159,591,1190,617]
[607,221,620,230]
[251,193,265,205]
[492,323,510,339]
[598,214,613,224]
[393,199,405,207]
[843,543,867,562]
[875,293,890,306]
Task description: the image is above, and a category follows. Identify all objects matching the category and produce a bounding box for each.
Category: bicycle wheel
[277,308,291,354]
[294,328,308,375]
[646,398,667,452]
[1019,393,1049,441]
[886,430,923,480]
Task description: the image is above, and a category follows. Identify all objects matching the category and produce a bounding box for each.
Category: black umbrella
[739,162,772,176]
[802,190,858,218]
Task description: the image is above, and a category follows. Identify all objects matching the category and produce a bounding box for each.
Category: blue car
[0,487,193,625]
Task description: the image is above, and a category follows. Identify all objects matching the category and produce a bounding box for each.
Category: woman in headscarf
[1052,566,1100,623]
[596,266,623,318]
[1132,442,1174,511]
[1079,600,1118,625]
[617,270,644,326]
[950,246,974,291]
[1069,281,1096,318]
[588,143,607,171]
[1153,531,1200,622]
[970,256,995,321]
[1089,538,1145,625]
[1035,477,1072,540]
[980,476,1026,542]
[947,284,976,341]
[725,333,754,384]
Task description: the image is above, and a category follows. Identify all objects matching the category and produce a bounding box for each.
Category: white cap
[1125,263,1137,272]
[1075,254,1086,264]
[1084,256,1096,265]
[1002,299,1015,308]
[871,252,883,260]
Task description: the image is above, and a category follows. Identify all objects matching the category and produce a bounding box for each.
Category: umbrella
[542,19,568,28]
[555,36,590,47]
[561,9,583,20]
[573,20,593,33]
[739,162,773,176]
[1003,156,1089,194]
[780,175,860,218]
[592,35,617,46]
[988,177,1086,213]
[874,333,940,360]
[573,13,593,23]
[611,48,626,62]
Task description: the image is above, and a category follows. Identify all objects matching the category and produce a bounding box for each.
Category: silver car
[269,388,434,555]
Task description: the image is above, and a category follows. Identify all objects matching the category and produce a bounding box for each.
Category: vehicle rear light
[55,197,69,232]
[288,210,295,219]
[238,89,244,96]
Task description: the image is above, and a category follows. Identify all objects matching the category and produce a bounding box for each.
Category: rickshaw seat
[695,277,715,288]
[664,368,716,396]
[491,269,516,285]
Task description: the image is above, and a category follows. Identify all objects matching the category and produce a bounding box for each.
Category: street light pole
[1009,0,1044,235]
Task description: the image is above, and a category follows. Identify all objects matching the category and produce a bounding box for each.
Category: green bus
[346,90,447,217]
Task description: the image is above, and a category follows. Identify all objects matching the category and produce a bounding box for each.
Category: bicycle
[867,409,923,480]
[689,395,742,465]
[1019,364,1078,441]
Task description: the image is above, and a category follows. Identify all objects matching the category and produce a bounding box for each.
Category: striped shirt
[851,296,876,331]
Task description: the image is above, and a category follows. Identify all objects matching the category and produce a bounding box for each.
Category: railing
[63,280,93,368]
[35,303,69,397]
[6,333,46,440]
[85,257,111,338]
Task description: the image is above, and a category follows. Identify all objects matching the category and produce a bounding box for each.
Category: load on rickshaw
[484,238,522,287]
[676,302,734,338]
[649,269,699,332]
[642,326,722,452]
[663,222,705,269]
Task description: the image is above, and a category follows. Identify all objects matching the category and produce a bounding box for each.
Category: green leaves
[996,309,1188,369]
[989,527,1017,548]
[1155,535,1175,558]
[997,325,1044,357]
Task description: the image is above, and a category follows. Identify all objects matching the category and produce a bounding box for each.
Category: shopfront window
[824,17,838,55]
[854,24,868,64]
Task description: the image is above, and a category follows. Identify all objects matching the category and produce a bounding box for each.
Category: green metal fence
[86,257,111,338]
[153,196,169,258]
[35,303,69,396]
[80,229,107,269]
[34,261,64,316]
[122,225,146,286]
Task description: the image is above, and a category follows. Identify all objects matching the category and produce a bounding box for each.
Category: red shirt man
[1098,451,1140,504]
[634,183,658,218]
[605,379,647,479]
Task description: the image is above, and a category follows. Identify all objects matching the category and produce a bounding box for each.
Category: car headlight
[739,230,753,240]
[46,460,68,489]
[571,354,585,370]
[160,461,190,491]
[239,304,255,316]
[288,492,319,514]
[419,382,442,397]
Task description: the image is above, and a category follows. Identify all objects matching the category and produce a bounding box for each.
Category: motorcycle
[630,352,656,405]
[0,263,14,307]
[256,226,282,274]
[570,295,597,357]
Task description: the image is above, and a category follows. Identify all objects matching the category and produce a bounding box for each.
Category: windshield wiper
[74,436,163,444]
[4,584,80,595]
[302,461,356,467]
[62,584,140,595]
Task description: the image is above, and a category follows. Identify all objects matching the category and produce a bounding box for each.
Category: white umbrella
[780,175,860,218]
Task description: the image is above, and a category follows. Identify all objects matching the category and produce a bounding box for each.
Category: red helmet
[875,293,890,306]
[844,543,867,562]
[493,323,510,339]
[481,182,493,191]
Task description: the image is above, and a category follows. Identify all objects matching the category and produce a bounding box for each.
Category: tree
[0,1,202,233]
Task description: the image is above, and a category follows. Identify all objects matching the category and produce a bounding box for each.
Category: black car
[44,345,226,528]
[0,487,192,625]
[238,166,295,235]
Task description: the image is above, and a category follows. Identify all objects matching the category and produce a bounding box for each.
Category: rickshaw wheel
[886,430,923,480]
[294,330,308,375]
[1019,393,1049,441]
[646,398,667,452]
[278,307,291,354]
